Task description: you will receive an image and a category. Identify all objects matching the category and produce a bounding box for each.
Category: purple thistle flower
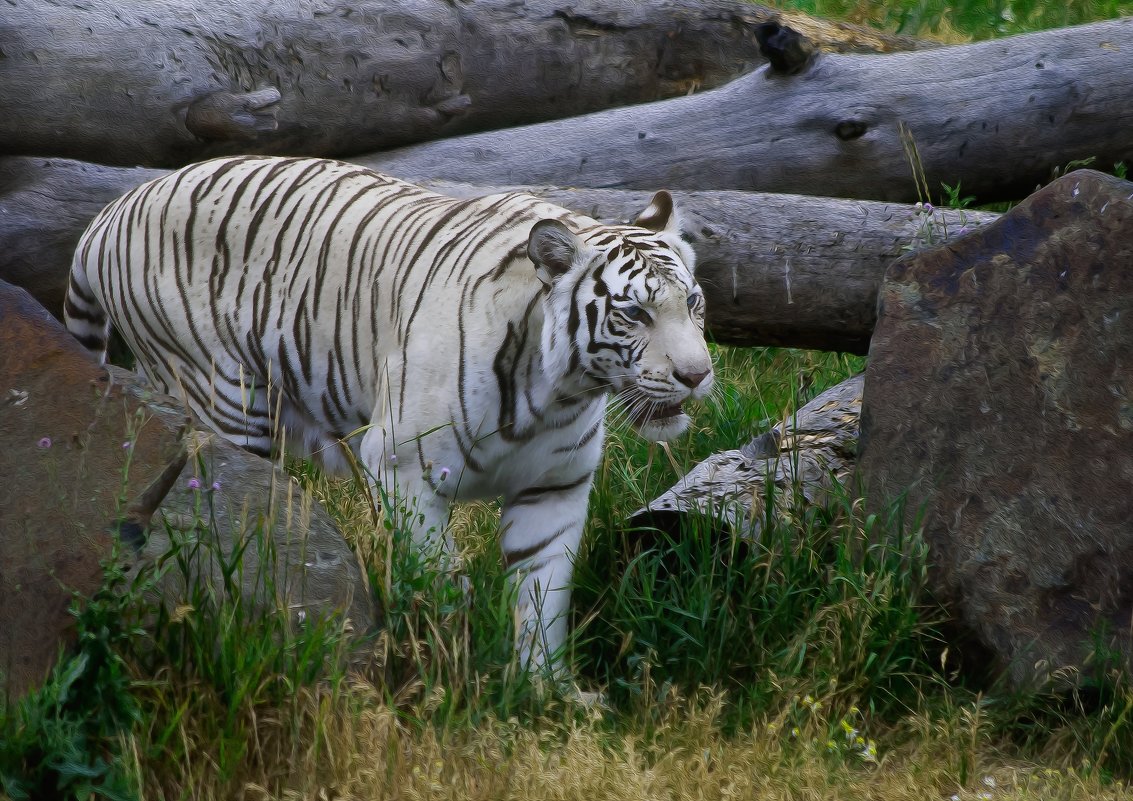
[36,436,52,449]
[438,466,451,482]
[923,202,935,214]
[211,481,221,492]
[186,477,202,490]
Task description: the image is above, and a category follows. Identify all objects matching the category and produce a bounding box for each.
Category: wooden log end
[185,88,282,143]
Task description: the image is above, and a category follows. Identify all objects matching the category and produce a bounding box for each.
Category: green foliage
[0,547,142,800]
[129,482,355,785]
[772,0,1129,39]
[941,181,976,210]
[573,490,940,724]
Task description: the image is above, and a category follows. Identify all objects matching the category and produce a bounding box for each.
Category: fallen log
[0,159,165,318]
[0,156,998,353]
[629,374,863,536]
[0,0,923,169]
[359,18,1133,204]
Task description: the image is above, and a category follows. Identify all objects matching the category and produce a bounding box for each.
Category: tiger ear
[528,219,580,283]
[634,190,680,234]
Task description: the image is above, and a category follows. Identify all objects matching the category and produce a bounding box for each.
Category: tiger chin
[64,155,713,677]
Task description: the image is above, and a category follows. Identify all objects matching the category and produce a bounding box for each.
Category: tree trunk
[0,156,998,353]
[0,0,923,169]
[358,18,1133,205]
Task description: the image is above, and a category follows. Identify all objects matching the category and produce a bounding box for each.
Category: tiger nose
[674,368,711,389]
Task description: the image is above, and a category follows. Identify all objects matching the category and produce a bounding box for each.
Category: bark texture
[0,156,998,352]
[358,18,1133,204]
[0,0,922,168]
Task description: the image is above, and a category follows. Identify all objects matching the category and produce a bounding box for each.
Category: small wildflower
[121,441,132,449]
[388,453,398,465]
[978,793,992,801]
[790,727,800,739]
[438,466,451,481]
[187,477,202,490]
[982,777,996,789]
[825,739,837,751]
[951,795,961,801]
[924,202,935,214]
[211,480,221,492]
[37,436,52,449]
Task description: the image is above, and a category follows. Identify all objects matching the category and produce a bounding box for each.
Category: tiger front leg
[499,473,594,674]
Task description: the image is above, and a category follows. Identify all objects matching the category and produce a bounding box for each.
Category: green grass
[772,0,1130,40]
[7,347,1133,799]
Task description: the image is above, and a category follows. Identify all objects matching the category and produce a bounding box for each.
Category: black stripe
[504,523,573,568]
[553,419,603,454]
[508,473,592,506]
[72,332,106,351]
[64,295,104,323]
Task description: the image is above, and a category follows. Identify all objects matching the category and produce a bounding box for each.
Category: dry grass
[121,681,1133,801]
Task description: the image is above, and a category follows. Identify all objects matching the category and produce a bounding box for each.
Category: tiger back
[65,155,714,670]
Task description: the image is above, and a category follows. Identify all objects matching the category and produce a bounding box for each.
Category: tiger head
[528,191,714,442]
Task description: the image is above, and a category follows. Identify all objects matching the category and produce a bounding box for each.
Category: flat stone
[0,279,375,697]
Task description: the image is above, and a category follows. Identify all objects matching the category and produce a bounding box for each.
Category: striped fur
[65,155,713,670]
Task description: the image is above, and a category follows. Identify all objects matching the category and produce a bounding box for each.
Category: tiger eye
[623,305,651,324]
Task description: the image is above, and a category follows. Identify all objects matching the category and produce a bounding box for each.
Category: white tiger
[64,155,714,670]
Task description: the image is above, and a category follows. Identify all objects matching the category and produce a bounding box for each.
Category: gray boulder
[0,279,374,697]
[858,169,1133,688]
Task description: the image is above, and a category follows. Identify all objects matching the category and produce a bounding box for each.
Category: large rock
[0,280,374,697]
[858,169,1133,688]
[0,279,186,696]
